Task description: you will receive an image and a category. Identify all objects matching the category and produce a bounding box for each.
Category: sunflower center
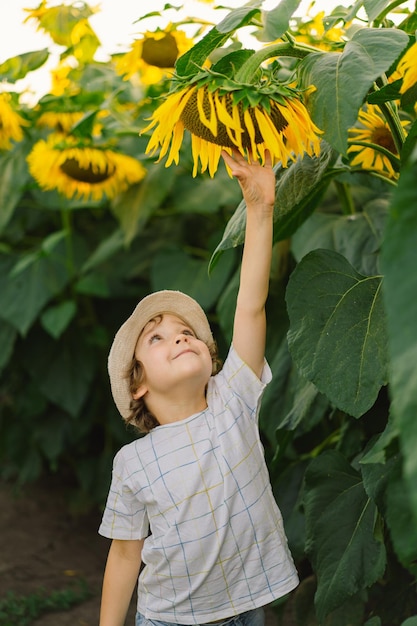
[372,127,397,154]
[60,158,115,183]
[180,87,288,149]
[141,33,179,68]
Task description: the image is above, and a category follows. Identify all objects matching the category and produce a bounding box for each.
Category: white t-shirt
[99,346,299,624]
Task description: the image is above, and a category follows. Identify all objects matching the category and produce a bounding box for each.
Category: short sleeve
[209,345,272,423]
[98,447,149,540]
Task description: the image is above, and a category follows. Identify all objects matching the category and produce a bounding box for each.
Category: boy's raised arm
[221,150,275,378]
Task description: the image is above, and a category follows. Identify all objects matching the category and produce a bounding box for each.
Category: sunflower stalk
[234,41,316,84]
[377,100,407,156]
[334,181,355,215]
[348,139,402,171]
[60,206,75,277]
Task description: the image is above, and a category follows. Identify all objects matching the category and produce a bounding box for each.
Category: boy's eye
[183,329,195,337]
[149,334,161,344]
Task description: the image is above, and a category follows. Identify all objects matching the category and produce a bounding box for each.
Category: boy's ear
[132,383,147,400]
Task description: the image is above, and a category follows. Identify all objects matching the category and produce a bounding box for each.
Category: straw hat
[108,290,213,418]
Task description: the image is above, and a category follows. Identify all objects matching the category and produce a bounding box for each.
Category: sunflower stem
[350,168,398,187]
[61,207,75,277]
[372,81,407,155]
[234,41,316,84]
[377,100,407,155]
[348,139,402,170]
[334,181,355,215]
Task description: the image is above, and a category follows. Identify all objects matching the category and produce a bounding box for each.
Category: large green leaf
[0,233,71,336]
[175,6,260,78]
[23,333,96,417]
[286,249,388,417]
[383,458,417,575]
[298,28,409,155]
[259,0,302,41]
[211,141,335,265]
[292,198,389,276]
[304,451,386,621]
[0,144,31,233]
[363,0,396,22]
[0,49,49,82]
[381,155,417,523]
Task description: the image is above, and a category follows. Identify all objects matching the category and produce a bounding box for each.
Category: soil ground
[0,478,293,626]
[0,478,137,626]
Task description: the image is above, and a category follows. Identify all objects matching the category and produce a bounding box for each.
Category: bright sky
[0,0,411,102]
[1,0,295,101]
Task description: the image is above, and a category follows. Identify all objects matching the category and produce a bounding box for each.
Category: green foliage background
[1,1,417,623]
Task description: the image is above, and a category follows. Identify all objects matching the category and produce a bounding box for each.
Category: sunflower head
[115,26,194,85]
[398,41,417,95]
[0,93,29,150]
[27,134,146,201]
[142,75,322,177]
[348,104,409,179]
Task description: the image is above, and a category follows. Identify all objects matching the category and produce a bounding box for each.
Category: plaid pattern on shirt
[99,346,299,624]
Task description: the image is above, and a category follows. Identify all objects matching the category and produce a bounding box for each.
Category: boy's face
[132,313,213,401]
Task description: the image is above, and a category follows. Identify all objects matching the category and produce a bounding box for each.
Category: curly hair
[124,331,222,434]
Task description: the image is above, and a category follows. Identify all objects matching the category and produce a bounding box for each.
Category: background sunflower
[27,134,147,200]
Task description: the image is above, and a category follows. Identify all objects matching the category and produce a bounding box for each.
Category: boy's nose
[175,335,188,344]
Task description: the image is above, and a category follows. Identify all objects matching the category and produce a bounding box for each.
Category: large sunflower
[27,134,146,201]
[0,93,28,150]
[143,82,322,177]
[398,41,417,94]
[348,104,408,179]
[115,26,194,85]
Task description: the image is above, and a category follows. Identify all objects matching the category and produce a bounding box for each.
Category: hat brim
[108,290,213,418]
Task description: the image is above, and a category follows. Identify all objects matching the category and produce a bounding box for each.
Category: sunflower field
[1,0,417,623]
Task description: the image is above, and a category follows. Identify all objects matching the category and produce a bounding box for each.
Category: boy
[99,150,299,626]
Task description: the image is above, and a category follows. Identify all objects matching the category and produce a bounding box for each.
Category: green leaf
[260,338,328,444]
[41,300,77,339]
[75,273,109,297]
[210,141,335,266]
[381,155,417,524]
[151,245,236,311]
[81,230,125,273]
[259,0,302,41]
[0,236,71,336]
[298,28,409,155]
[111,162,176,245]
[175,6,261,78]
[292,198,389,276]
[363,0,394,22]
[385,458,417,574]
[30,335,96,417]
[400,118,417,167]
[0,49,49,82]
[286,249,388,417]
[215,5,262,33]
[360,419,399,465]
[0,144,31,233]
[304,450,386,621]
[171,166,241,214]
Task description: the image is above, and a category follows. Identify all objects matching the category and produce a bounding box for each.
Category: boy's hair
[124,336,222,434]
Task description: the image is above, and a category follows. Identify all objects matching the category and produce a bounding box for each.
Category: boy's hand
[221,149,275,211]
